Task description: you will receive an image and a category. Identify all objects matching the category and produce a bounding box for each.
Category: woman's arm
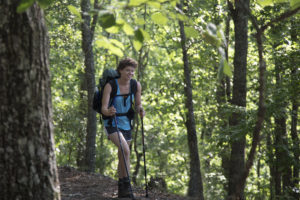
[135,81,145,118]
[101,83,116,116]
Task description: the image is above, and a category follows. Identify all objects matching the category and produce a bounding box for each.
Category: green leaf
[133,28,145,51]
[151,13,168,25]
[291,0,300,9]
[140,29,150,41]
[257,0,273,7]
[134,29,144,42]
[105,25,121,34]
[110,39,125,50]
[99,12,116,29]
[37,0,53,8]
[123,23,134,36]
[95,38,123,57]
[17,0,34,13]
[185,27,199,38]
[135,17,145,25]
[273,0,287,3]
[128,0,147,6]
[176,13,188,21]
[109,45,124,57]
[67,5,81,18]
[133,40,142,51]
[95,38,111,49]
[223,59,232,77]
[170,0,178,7]
[147,1,161,8]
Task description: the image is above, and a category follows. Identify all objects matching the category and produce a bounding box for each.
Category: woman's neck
[118,77,130,85]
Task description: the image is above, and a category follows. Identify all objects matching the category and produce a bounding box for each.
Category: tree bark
[290,17,299,200]
[227,0,249,199]
[0,2,60,199]
[273,53,292,196]
[178,4,204,199]
[81,0,97,172]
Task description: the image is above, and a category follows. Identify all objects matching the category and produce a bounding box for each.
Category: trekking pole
[113,115,135,200]
[141,117,149,197]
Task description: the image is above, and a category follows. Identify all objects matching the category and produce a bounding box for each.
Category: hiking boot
[118,179,125,198]
[119,177,132,198]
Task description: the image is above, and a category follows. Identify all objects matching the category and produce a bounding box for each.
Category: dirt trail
[58,166,193,200]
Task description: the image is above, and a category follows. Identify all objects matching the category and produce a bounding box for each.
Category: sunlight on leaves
[110,39,125,50]
[185,27,199,38]
[129,0,148,6]
[147,1,161,9]
[135,17,146,25]
[133,40,142,51]
[291,0,300,9]
[105,25,121,34]
[109,45,124,57]
[151,13,168,25]
[95,39,123,57]
[123,23,134,35]
[140,29,151,41]
[257,0,273,7]
[67,5,81,19]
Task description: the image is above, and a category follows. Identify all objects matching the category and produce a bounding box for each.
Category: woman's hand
[138,106,145,118]
[106,106,116,116]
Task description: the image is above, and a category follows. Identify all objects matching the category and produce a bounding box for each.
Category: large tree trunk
[81,0,97,172]
[290,17,299,200]
[178,5,204,199]
[0,2,60,199]
[227,0,249,199]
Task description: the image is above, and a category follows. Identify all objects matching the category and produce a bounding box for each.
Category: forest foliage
[38,0,300,199]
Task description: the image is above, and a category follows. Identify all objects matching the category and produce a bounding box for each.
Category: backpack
[93,69,137,126]
[93,68,119,114]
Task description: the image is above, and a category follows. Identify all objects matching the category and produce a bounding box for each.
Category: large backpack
[92,69,137,126]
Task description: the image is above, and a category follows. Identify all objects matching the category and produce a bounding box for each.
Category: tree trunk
[273,47,292,197]
[178,7,204,199]
[291,19,300,199]
[81,0,97,172]
[290,17,299,200]
[0,2,60,199]
[227,0,249,199]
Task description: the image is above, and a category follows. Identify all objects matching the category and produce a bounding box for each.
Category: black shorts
[105,127,132,141]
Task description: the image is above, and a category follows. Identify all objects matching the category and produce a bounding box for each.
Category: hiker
[101,58,145,198]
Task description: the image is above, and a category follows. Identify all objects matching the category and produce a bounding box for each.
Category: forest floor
[58,166,195,200]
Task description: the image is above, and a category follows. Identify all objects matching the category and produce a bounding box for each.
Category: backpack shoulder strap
[130,79,137,95]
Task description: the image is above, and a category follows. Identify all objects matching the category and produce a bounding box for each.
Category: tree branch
[91,0,100,38]
[261,6,300,32]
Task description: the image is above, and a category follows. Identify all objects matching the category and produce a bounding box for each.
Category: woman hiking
[101,58,145,198]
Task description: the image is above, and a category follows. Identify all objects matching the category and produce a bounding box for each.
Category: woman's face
[119,66,135,80]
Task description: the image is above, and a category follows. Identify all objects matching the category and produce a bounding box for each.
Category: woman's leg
[108,132,131,178]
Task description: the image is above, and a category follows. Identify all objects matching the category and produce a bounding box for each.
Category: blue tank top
[104,79,134,130]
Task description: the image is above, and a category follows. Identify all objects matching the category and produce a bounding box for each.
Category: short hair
[117,58,138,74]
